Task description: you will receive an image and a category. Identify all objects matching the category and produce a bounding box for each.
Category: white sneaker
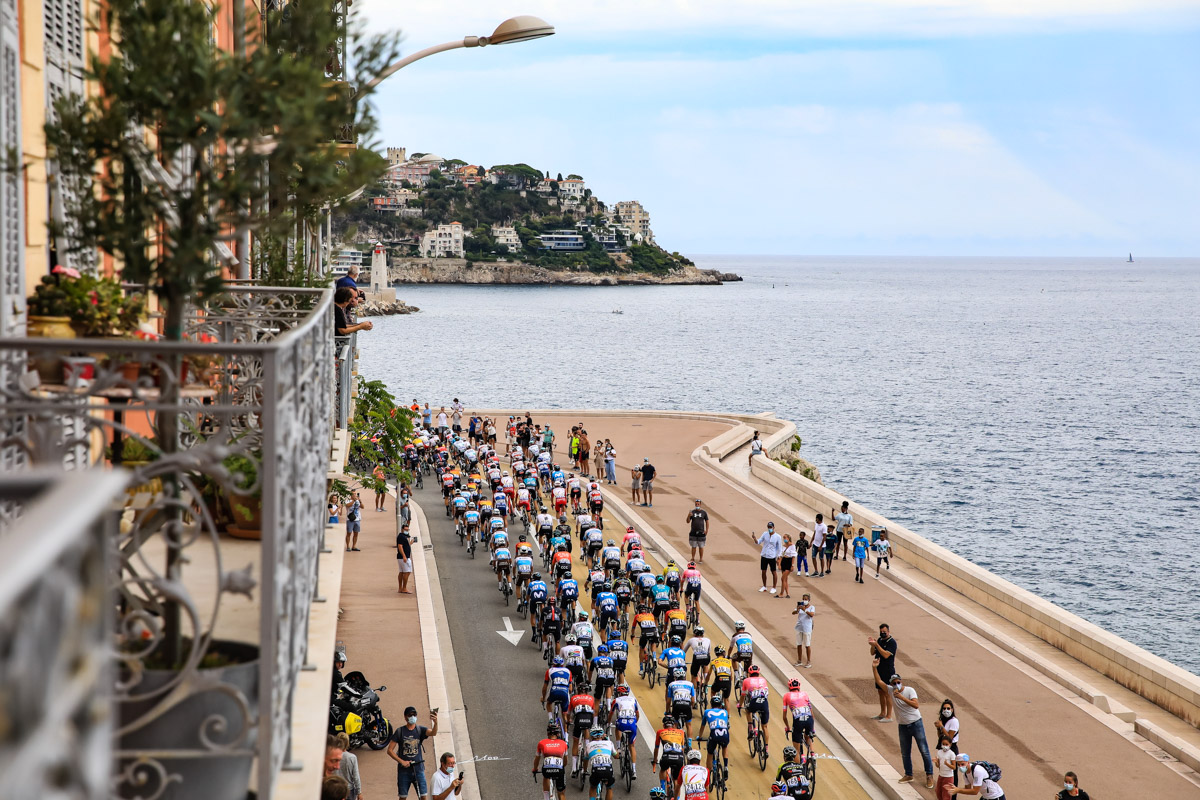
[769,588,777,594]
[758,586,768,592]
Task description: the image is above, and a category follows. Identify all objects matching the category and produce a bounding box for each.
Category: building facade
[420,222,464,258]
[613,200,652,242]
[538,230,585,251]
[491,225,522,253]
[386,146,407,167]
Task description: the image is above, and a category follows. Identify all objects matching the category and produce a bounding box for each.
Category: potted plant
[223,449,263,538]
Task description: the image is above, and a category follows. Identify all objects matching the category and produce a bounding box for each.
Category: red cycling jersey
[537,738,568,766]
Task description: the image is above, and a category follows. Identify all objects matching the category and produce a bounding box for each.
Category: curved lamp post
[361,15,555,93]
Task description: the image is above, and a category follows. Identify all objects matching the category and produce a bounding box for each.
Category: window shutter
[1,0,23,336]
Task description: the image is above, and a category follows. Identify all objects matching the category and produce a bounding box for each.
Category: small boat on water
[1128,253,1134,262]
[611,309,623,315]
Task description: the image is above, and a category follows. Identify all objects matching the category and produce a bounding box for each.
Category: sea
[358,255,1200,676]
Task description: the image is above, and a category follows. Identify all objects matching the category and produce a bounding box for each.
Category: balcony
[0,286,348,799]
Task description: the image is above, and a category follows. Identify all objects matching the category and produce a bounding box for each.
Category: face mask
[406,716,418,725]
[445,767,455,777]
[892,683,902,691]
[1064,784,1074,791]
[958,765,968,774]
[942,709,953,719]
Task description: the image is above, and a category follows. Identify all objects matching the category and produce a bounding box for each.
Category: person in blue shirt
[335,265,362,294]
[605,630,629,681]
[852,527,871,584]
[651,576,673,623]
[594,584,620,635]
[528,573,549,633]
[665,677,697,740]
[542,655,573,720]
[590,644,617,706]
[658,637,690,697]
[698,693,731,780]
[558,576,580,615]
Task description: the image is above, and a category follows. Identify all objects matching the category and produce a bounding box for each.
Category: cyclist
[494,543,513,595]
[516,484,533,520]
[665,602,689,644]
[666,674,698,741]
[782,678,815,757]
[769,781,792,800]
[679,750,709,800]
[463,503,481,541]
[541,603,563,659]
[709,647,734,705]
[536,507,556,547]
[594,582,620,636]
[662,560,683,600]
[557,572,580,616]
[775,746,813,799]
[567,473,583,512]
[539,458,553,492]
[489,525,509,563]
[554,515,574,552]
[633,603,661,675]
[621,526,642,555]
[606,629,630,682]
[451,491,468,524]
[572,611,597,660]
[587,481,604,516]
[697,693,730,783]
[542,654,572,722]
[568,689,597,776]
[612,572,635,623]
[561,634,587,690]
[652,715,686,795]
[729,622,755,689]
[478,495,493,527]
[527,572,549,631]
[585,726,616,800]
[515,548,535,602]
[440,469,456,516]
[590,644,617,708]
[552,481,568,516]
[651,576,674,626]
[609,684,640,780]
[493,489,510,521]
[682,562,702,617]
[650,789,668,800]
[516,534,535,560]
[636,565,659,604]
[742,664,771,756]
[532,722,568,800]
[586,564,608,604]
[626,546,648,577]
[584,525,605,567]
[684,627,712,693]
[601,539,622,578]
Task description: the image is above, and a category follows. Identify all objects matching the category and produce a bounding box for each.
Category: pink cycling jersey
[742,676,769,701]
[682,567,702,586]
[782,690,812,721]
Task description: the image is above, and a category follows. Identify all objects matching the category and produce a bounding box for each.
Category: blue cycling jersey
[494,548,511,561]
[732,633,754,655]
[550,536,568,550]
[704,708,730,735]
[596,592,618,612]
[547,666,572,691]
[515,556,534,573]
[652,585,673,603]
[529,581,548,600]
[661,647,687,669]
[607,639,628,658]
[667,680,696,705]
[452,497,467,508]
[558,579,579,598]
[551,470,565,483]
[464,511,479,524]
[592,655,616,677]
[492,534,509,548]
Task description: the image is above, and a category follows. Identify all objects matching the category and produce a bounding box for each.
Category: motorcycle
[329,671,392,750]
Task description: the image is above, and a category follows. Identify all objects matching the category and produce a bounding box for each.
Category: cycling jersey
[528,581,549,602]
[613,579,634,602]
[626,556,647,574]
[607,639,629,666]
[569,693,596,725]
[452,496,467,510]
[550,470,565,484]
[545,666,572,693]
[464,510,480,526]
[536,513,555,531]
[516,488,531,506]
[494,547,511,565]
[776,761,811,796]
[622,532,642,550]
[686,636,712,660]
[680,764,710,800]
[558,578,579,601]
[668,679,696,707]
[491,532,509,550]
[585,529,603,548]
[595,592,619,615]
[731,632,755,659]
[591,655,616,684]
[561,645,586,669]
[636,572,658,593]
[537,737,568,776]
[657,728,686,758]
[663,565,682,584]
[743,676,770,706]
[703,707,730,738]
[661,647,687,671]
[515,556,534,575]
[571,621,595,647]
[601,546,621,566]
[611,695,638,732]
[634,612,658,636]
[588,489,603,506]
[585,739,615,774]
[651,585,673,606]
[683,567,702,587]
[666,608,687,629]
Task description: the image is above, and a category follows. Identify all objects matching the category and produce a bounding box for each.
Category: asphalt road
[414,466,871,800]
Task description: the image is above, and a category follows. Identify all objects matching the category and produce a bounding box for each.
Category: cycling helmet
[670,636,682,646]
[588,726,605,740]
[578,611,588,621]
[468,502,476,509]
[568,472,575,477]
[599,581,611,591]
[655,575,665,583]
[711,693,725,707]
[547,722,561,737]
[540,505,548,512]
[714,646,726,657]
[661,714,676,726]
[637,604,650,614]
[694,627,705,636]
[670,600,680,610]
[626,526,635,534]
[788,678,801,691]
[558,513,567,521]
[552,655,564,666]
[607,539,616,546]
[667,559,676,567]
[748,665,761,677]
[564,634,577,644]
[686,749,701,763]
[615,684,630,696]
[556,544,567,553]
[532,572,542,581]
[772,782,787,795]
[783,746,797,760]
[597,644,609,655]
[734,620,746,630]
[519,534,527,542]
[649,788,668,800]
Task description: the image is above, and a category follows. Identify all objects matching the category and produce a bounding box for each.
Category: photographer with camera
[791,593,816,668]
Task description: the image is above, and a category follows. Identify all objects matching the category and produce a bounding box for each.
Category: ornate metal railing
[0,469,127,800]
[0,286,334,800]
[334,333,354,428]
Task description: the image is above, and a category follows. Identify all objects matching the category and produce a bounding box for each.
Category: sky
[357,1,1200,256]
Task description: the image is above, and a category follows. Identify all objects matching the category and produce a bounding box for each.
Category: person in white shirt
[748,430,764,467]
[811,516,828,578]
[430,752,464,800]
[791,594,815,668]
[935,735,957,800]
[949,753,1005,800]
[749,521,783,594]
[436,408,449,435]
[832,500,853,560]
[875,670,934,789]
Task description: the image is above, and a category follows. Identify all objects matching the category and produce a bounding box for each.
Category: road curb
[410,499,482,800]
[600,489,917,800]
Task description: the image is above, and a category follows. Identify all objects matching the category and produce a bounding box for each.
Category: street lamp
[361,15,555,93]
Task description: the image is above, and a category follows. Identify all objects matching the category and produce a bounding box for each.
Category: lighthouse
[370,242,387,293]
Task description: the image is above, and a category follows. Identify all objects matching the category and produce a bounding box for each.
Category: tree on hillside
[556,172,563,182]
[568,174,582,180]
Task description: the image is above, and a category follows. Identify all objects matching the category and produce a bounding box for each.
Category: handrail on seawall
[746,450,1200,730]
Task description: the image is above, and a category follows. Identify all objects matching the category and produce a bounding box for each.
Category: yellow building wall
[19,0,48,296]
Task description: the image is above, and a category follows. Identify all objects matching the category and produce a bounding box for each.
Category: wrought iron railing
[0,286,335,799]
[0,469,127,800]
[334,332,354,428]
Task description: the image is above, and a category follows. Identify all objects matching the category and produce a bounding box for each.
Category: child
[935,735,956,800]
[873,530,892,578]
[852,527,870,583]
[795,532,809,576]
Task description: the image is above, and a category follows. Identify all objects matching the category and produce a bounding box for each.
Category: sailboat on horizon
[1128,253,1134,263]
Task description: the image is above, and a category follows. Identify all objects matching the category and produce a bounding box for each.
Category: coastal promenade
[493,410,1200,799]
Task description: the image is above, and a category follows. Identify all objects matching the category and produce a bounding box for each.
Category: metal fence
[334,332,355,428]
[0,286,335,799]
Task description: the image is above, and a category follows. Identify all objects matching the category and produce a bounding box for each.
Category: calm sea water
[359,256,1200,676]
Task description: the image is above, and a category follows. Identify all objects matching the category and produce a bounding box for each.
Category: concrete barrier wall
[749,454,1200,729]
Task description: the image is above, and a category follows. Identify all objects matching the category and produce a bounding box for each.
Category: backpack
[971,761,1001,784]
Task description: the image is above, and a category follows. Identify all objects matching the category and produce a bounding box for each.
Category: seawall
[387,257,738,285]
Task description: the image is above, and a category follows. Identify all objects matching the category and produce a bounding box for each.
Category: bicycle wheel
[622,747,632,793]
[647,664,657,689]
[805,755,817,796]
[756,730,767,771]
[577,755,588,790]
[503,585,510,606]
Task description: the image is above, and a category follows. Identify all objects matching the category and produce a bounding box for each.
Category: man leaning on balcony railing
[335,287,374,336]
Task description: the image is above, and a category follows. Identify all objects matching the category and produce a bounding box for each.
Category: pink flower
[51,265,82,279]
[88,290,99,306]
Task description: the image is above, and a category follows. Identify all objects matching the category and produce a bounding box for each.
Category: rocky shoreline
[357,299,419,317]
[385,258,741,286]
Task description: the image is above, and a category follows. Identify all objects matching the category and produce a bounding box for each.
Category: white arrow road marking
[496,616,526,646]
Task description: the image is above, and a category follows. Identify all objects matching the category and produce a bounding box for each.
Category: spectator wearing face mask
[431,752,465,800]
[387,706,440,800]
[949,753,1005,799]
[873,667,934,789]
[1055,771,1089,800]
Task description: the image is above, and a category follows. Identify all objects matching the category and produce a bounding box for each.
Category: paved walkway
[521,411,1200,800]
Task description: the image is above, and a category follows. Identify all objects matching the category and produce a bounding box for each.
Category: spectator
[452,397,464,416]
[436,407,449,436]
[833,500,853,560]
[604,440,617,484]
[542,424,554,454]
[795,530,809,577]
[328,493,340,525]
[935,735,956,800]
[431,752,464,800]
[751,521,783,594]
[324,734,345,777]
[399,483,412,525]
[578,431,591,477]
[949,754,1005,799]
[421,403,432,428]
[685,499,710,564]
[568,428,580,468]
[873,530,892,578]
[640,458,657,507]
[451,405,462,434]
[630,465,641,506]
[373,464,388,511]
[334,287,373,336]
[397,521,414,594]
[387,706,439,800]
[322,775,351,800]
[468,415,478,444]
[334,732,362,800]
[791,593,815,668]
[851,528,870,583]
[869,623,898,722]
[934,698,960,758]
[344,491,362,552]
[593,440,605,482]
[335,265,363,295]
[811,514,828,577]
[874,669,933,789]
[779,534,796,598]
[748,429,764,467]
[1055,771,1088,800]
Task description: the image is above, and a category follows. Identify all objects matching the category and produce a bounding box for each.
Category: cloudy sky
[357,1,1200,256]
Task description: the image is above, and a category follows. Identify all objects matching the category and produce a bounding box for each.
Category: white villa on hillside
[420,222,465,258]
[491,225,523,253]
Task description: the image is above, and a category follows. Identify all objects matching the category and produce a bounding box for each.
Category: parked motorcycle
[329,671,392,750]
